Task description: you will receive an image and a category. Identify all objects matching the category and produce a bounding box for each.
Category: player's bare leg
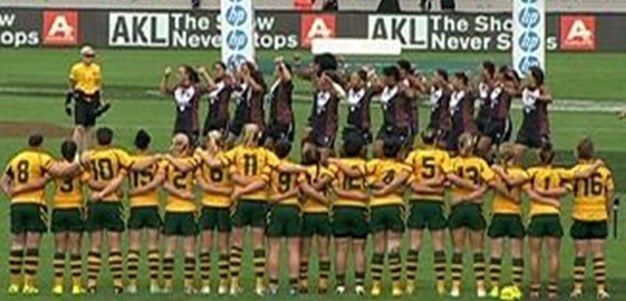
[183,236,197,294]
[528,237,543,298]
[353,239,367,295]
[591,239,609,299]
[251,227,266,296]
[73,125,85,152]
[267,238,281,294]
[217,231,230,295]
[199,230,214,294]
[287,237,301,295]
[470,230,486,298]
[334,238,348,294]
[546,237,561,299]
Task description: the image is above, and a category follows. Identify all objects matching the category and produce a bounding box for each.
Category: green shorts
[570,220,608,240]
[10,203,48,234]
[407,200,447,230]
[301,212,331,237]
[232,199,267,228]
[370,204,405,233]
[448,203,486,231]
[267,204,301,238]
[85,202,125,232]
[128,206,162,230]
[51,208,84,233]
[527,214,563,238]
[332,206,368,239]
[163,212,198,236]
[487,214,525,238]
[198,206,232,232]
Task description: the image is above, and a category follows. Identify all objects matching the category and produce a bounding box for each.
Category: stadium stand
[3,0,626,11]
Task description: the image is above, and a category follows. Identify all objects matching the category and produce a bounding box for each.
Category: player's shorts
[570,220,608,240]
[85,201,125,232]
[476,112,490,135]
[163,212,197,236]
[370,204,405,233]
[307,128,336,149]
[407,200,447,230]
[198,206,232,232]
[483,118,512,145]
[375,124,411,147]
[128,206,162,230]
[202,117,229,137]
[266,121,295,143]
[332,206,368,239]
[232,199,267,228]
[527,214,563,238]
[267,204,301,238]
[51,208,84,233]
[74,91,100,127]
[448,203,486,231]
[10,203,48,234]
[487,214,525,238]
[516,126,549,149]
[173,110,200,146]
[342,126,372,145]
[301,212,332,237]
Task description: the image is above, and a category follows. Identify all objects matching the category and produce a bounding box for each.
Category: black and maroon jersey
[427,86,452,131]
[520,87,550,135]
[248,87,266,129]
[346,87,372,130]
[450,89,477,134]
[268,79,294,126]
[380,85,411,129]
[402,78,419,131]
[172,83,203,134]
[490,83,512,121]
[204,81,232,132]
[475,81,492,124]
[308,90,339,137]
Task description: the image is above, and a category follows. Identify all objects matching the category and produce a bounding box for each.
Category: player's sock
[355,271,365,288]
[184,256,196,289]
[289,277,298,291]
[434,251,447,287]
[253,249,266,284]
[229,246,243,286]
[162,256,174,289]
[109,251,123,288]
[451,253,463,290]
[389,251,402,288]
[370,252,384,284]
[573,256,585,292]
[269,277,279,290]
[148,250,160,286]
[87,251,101,288]
[489,257,502,289]
[9,249,24,286]
[593,256,606,292]
[199,252,211,287]
[512,257,524,288]
[547,281,558,296]
[24,249,39,288]
[70,253,82,287]
[474,252,486,289]
[318,260,331,289]
[53,252,65,287]
[218,254,229,286]
[406,249,419,284]
[127,250,140,286]
[299,260,308,289]
[335,273,346,287]
[530,282,540,296]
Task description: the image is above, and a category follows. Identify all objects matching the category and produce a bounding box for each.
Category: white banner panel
[512,0,545,76]
[367,15,428,50]
[221,0,255,70]
[109,12,169,47]
[311,38,402,55]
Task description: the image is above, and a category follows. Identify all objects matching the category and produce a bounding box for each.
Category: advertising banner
[42,11,79,46]
[221,0,255,69]
[0,9,40,47]
[512,0,545,76]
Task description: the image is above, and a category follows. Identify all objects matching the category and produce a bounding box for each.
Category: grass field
[0,49,625,301]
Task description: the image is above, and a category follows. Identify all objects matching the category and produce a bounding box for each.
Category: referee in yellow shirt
[67,45,108,152]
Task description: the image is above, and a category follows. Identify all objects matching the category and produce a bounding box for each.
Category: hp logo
[226,30,248,51]
[225,5,247,27]
[518,7,540,29]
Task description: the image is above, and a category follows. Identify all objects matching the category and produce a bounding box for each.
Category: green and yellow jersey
[4,150,54,204]
[128,152,160,208]
[69,62,102,95]
[571,162,614,222]
[158,156,200,213]
[52,162,89,209]
[448,156,495,200]
[526,166,573,216]
[83,147,133,202]
[197,151,232,208]
[329,158,369,208]
[223,145,279,201]
[404,146,451,201]
[491,166,528,215]
[367,159,411,207]
[267,159,300,206]
[298,165,334,213]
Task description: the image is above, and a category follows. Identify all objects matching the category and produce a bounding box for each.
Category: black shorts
[308,128,336,149]
[203,118,229,137]
[342,126,372,145]
[483,118,511,145]
[516,127,549,149]
[376,124,411,147]
[74,91,100,127]
[266,121,295,143]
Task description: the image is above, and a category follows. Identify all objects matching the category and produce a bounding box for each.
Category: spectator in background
[191,0,200,9]
[322,0,338,11]
[420,0,456,11]
[377,0,401,13]
[295,0,315,10]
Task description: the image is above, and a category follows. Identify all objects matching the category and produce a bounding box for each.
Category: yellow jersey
[491,166,528,215]
[69,62,102,95]
[526,166,573,216]
[128,153,160,208]
[404,146,451,201]
[268,159,301,206]
[52,161,89,209]
[329,158,369,208]
[158,157,200,213]
[197,151,232,208]
[449,156,495,199]
[84,147,134,202]
[4,150,54,204]
[224,145,279,201]
[571,162,614,221]
[367,159,411,207]
[298,165,334,213]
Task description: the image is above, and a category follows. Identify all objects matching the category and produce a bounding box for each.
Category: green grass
[0,49,625,301]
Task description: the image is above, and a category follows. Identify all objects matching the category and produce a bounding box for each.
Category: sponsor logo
[512,0,544,76]
[368,15,428,50]
[300,14,336,48]
[109,12,169,47]
[560,15,596,51]
[221,0,254,70]
[0,12,39,47]
[42,11,78,45]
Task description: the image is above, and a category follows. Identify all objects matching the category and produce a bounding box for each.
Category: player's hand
[164,67,172,76]
[65,105,72,116]
[275,56,284,64]
[91,192,103,201]
[197,66,208,75]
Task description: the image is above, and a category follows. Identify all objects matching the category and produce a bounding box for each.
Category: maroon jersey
[248,87,265,129]
[205,81,231,131]
[172,83,203,134]
[346,87,372,130]
[380,85,411,129]
[521,87,550,136]
[309,90,339,136]
[490,83,512,120]
[428,86,452,131]
[450,89,477,134]
[268,79,294,126]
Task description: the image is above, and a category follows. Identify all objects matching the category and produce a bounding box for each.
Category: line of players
[1,122,613,299]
